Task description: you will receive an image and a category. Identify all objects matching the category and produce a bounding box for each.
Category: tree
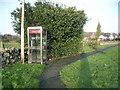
[96,21,102,40]
[11,1,87,58]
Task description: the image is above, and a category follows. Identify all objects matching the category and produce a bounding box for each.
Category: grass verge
[3,42,20,48]
[60,46,118,88]
[2,63,45,88]
[82,43,118,53]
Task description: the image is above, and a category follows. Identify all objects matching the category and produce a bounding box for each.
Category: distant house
[99,35,107,40]
[114,35,118,39]
[83,37,89,41]
[83,32,120,41]
[100,33,119,40]
[114,33,120,40]
[90,33,96,39]
[83,32,96,41]
[109,33,115,40]
[118,35,120,39]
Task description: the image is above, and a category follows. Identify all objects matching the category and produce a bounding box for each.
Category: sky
[0,0,119,35]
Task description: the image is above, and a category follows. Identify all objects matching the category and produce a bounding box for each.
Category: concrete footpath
[39,45,120,88]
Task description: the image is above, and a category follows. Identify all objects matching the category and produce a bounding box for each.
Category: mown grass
[3,42,20,48]
[82,43,118,53]
[60,46,118,88]
[2,63,45,88]
[0,70,2,89]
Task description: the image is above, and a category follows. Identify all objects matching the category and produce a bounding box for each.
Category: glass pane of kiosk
[42,31,47,60]
[29,33,41,62]
[27,27,47,63]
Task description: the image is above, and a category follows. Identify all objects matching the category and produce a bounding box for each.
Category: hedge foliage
[11,1,87,58]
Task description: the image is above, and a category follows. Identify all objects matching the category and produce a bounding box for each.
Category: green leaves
[11,1,87,57]
[96,21,102,39]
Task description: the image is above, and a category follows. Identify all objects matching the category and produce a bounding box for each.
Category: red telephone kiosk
[27,27,47,64]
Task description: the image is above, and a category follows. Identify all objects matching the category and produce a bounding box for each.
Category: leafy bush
[87,39,97,49]
[11,1,87,58]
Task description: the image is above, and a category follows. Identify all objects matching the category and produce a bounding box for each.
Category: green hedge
[11,1,87,58]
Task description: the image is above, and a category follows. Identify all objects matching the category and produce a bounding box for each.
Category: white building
[99,35,108,41]
[109,33,114,40]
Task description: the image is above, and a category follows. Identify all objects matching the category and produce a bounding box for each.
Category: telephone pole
[21,0,25,64]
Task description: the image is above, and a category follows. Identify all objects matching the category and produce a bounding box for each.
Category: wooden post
[40,27,43,64]
[21,0,25,64]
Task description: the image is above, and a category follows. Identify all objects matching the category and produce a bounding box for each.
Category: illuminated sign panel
[29,30,41,34]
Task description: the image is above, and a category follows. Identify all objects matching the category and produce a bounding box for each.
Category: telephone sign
[29,30,41,34]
